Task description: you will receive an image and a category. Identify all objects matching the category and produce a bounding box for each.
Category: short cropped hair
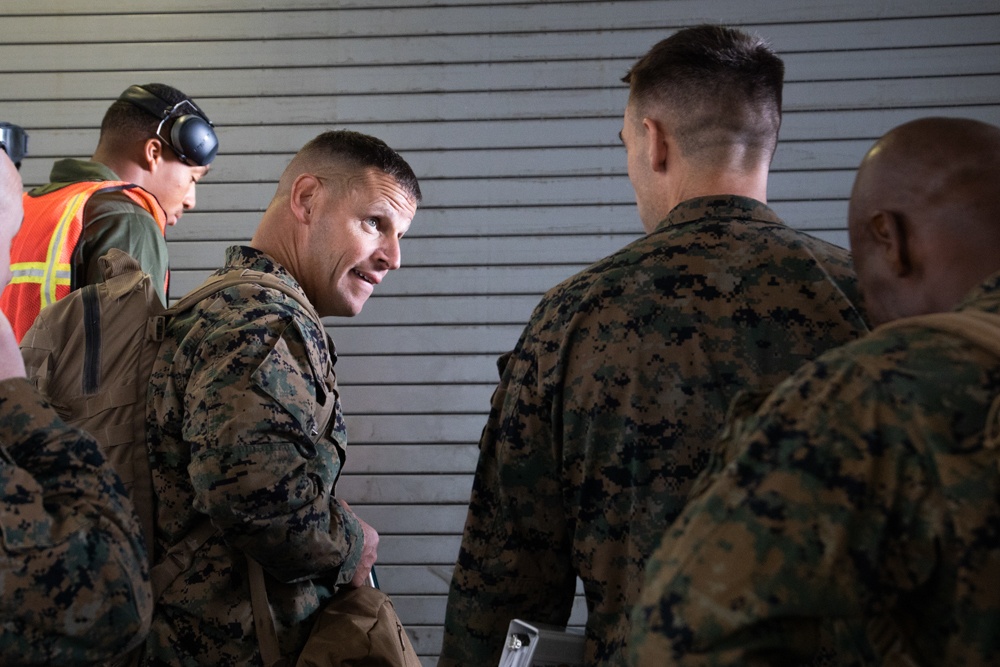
[623,25,785,162]
[99,83,204,147]
[298,130,422,204]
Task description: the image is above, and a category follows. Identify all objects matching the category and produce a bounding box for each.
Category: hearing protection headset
[118,85,218,167]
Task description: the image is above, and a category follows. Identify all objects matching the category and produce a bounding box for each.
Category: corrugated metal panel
[2,2,998,663]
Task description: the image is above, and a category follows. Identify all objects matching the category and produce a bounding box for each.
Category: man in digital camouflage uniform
[0,140,152,664]
[144,130,420,665]
[629,117,1000,666]
[439,25,870,666]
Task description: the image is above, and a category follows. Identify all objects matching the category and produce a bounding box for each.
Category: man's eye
[364,218,378,228]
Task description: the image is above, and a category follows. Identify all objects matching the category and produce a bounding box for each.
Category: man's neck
[669,168,769,209]
[643,167,770,234]
[90,146,143,186]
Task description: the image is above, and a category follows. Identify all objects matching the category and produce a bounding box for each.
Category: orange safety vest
[0,181,168,342]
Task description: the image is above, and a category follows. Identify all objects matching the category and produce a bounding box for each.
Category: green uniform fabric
[440,196,870,666]
[145,246,364,666]
[0,377,152,666]
[630,271,1000,667]
[30,158,169,304]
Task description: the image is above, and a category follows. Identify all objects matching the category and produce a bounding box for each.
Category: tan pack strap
[876,310,1000,359]
[149,519,217,599]
[248,557,287,667]
[163,268,325,337]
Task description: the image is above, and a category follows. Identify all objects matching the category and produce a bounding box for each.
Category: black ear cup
[170,114,219,166]
[118,85,218,166]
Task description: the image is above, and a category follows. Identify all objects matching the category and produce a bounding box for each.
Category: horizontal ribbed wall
[3,2,999,662]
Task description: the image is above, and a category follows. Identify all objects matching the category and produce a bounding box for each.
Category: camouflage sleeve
[440,329,577,666]
[629,345,937,666]
[0,378,152,665]
[178,302,364,586]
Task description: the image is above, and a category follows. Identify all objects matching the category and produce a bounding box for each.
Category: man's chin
[324,300,366,318]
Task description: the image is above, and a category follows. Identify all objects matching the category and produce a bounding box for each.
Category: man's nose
[379,236,401,270]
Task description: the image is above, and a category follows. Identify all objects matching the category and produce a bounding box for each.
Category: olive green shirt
[29,159,168,304]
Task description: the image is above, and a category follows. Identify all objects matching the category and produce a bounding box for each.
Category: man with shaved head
[144,130,420,665]
[629,116,1000,665]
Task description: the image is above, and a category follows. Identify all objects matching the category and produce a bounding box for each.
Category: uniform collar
[652,195,783,234]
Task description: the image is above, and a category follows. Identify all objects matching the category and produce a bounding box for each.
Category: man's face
[0,151,23,288]
[146,152,209,226]
[302,168,416,318]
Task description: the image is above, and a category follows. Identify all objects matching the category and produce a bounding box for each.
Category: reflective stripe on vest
[0,180,167,342]
[9,190,91,308]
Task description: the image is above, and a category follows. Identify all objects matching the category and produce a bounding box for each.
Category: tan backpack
[249,559,421,667]
[21,248,327,558]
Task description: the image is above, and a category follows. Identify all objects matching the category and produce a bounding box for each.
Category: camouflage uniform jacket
[440,196,870,666]
[629,271,1000,667]
[0,377,152,666]
[145,246,363,666]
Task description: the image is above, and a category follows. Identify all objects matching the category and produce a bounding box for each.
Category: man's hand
[0,312,25,381]
[339,499,380,587]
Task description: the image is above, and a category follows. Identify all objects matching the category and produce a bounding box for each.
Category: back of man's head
[98,83,208,153]
[848,117,1000,323]
[278,129,422,204]
[622,24,784,166]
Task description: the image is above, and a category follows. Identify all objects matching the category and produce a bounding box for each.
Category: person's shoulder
[866,314,1000,375]
[192,277,323,347]
[85,188,157,221]
[782,322,963,397]
[192,279,301,322]
[0,378,63,440]
[163,284,313,380]
[532,233,657,311]
[783,226,854,264]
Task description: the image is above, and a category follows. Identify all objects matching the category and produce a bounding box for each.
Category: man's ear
[870,210,912,277]
[289,173,322,224]
[642,116,669,174]
[142,138,165,172]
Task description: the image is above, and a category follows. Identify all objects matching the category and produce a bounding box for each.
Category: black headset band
[119,85,212,125]
[117,85,218,166]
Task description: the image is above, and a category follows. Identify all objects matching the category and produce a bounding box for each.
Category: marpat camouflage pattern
[0,377,152,666]
[630,271,1000,666]
[440,196,869,666]
[144,246,363,666]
